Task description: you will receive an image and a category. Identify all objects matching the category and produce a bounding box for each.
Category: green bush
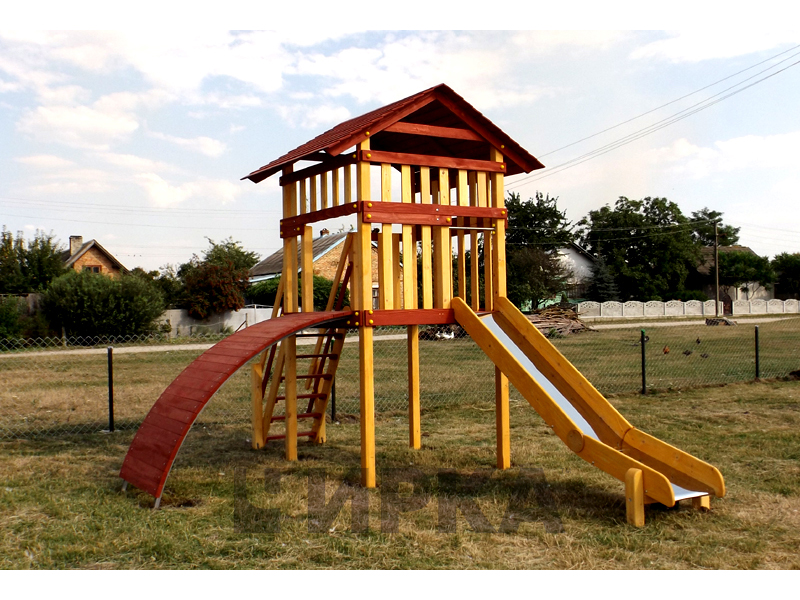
[41,271,165,337]
[0,296,23,338]
[248,275,349,311]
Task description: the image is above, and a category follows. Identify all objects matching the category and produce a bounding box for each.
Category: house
[696,245,773,311]
[249,230,384,308]
[558,242,595,300]
[62,236,127,278]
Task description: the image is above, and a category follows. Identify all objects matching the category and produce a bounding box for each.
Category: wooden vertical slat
[282,172,298,314]
[321,171,329,210]
[310,175,318,213]
[356,140,375,488]
[344,164,352,203]
[299,179,307,215]
[419,167,433,309]
[301,225,314,313]
[478,171,492,311]
[401,164,421,448]
[401,165,415,311]
[433,168,452,309]
[469,171,480,311]
[392,233,401,309]
[456,169,468,301]
[378,163,393,310]
[332,168,340,207]
[490,148,506,299]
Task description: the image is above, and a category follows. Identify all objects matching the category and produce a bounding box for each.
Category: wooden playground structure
[121,84,724,525]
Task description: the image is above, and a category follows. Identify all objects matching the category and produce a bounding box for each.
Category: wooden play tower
[242,84,544,487]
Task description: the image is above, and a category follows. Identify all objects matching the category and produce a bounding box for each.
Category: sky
[2,8,800,273]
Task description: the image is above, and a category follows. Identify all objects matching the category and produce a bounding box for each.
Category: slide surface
[120,310,351,500]
[452,297,725,506]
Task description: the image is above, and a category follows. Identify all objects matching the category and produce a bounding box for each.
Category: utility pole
[714,221,720,317]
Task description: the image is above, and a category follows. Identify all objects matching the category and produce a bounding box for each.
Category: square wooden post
[401,165,421,449]
[625,467,645,527]
[282,168,298,461]
[356,140,376,488]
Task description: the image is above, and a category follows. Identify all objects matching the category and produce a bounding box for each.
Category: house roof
[62,239,128,273]
[697,245,757,275]
[242,84,544,183]
[249,232,349,279]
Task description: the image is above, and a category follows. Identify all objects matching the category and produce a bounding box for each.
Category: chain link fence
[2,317,799,440]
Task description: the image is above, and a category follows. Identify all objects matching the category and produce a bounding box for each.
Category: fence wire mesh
[2,317,799,440]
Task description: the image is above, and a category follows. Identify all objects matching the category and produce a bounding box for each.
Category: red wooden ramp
[119,310,352,503]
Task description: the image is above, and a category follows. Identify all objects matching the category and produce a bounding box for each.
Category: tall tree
[577,197,699,301]
[203,237,260,271]
[718,251,776,298]
[504,192,575,309]
[585,255,619,302]
[690,208,740,246]
[772,252,800,299]
[0,227,66,293]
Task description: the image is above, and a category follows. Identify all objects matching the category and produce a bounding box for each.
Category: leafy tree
[585,255,619,302]
[202,237,260,271]
[690,208,740,247]
[718,251,776,298]
[0,227,66,293]
[183,261,250,320]
[577,197,699,301]
[505,192,576,309]
[772,252,800,299]
[0,296,23,338]
[41,271,165,337]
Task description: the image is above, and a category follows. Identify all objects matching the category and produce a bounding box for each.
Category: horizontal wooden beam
[279,153,358,186]
[280,201,505,237]
[358,149,506,173]
[383,122,484,142]
[341,309,456,327]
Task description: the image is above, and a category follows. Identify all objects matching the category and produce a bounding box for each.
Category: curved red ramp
[120,310,352,501]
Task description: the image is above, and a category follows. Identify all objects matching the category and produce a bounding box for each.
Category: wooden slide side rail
[119,310,352,501]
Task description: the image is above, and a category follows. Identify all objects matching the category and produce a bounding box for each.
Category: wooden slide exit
[119,309,351,505]
[452,296,725,518]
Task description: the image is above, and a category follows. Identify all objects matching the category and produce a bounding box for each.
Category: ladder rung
[270,412,322,422]
[295,331,338,338]
[264,431,315,441]
[275,393,326,401]
[296,353,339,360]
[281,374,332,381]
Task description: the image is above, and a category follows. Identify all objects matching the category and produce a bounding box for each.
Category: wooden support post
[402,164,421,448]
[469,171,480,311]
[285,335,298,461]
[457,169,468,301]
[625,467,645,527]
[251,364,265,449]
[490,148,506,299]
[356,140,376,488]
[282,171,298,314]
[301,225,314,313]
[420,167,433,309]
[692,496,711,511]
[495,366,510,469]
[408,326,421,449]
[379,163,394,310]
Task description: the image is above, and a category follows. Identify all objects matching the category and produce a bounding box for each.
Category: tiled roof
[63,239,127,272]
[697,245,756,275]
[243,84,543,183]
[249,232,349,278]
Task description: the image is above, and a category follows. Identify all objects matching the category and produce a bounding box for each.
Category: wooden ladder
[251,233,354,450]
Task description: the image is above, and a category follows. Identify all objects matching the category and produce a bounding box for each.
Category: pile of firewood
[526,306,591,337]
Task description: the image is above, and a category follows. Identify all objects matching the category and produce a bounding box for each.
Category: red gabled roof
[243,84,544,183]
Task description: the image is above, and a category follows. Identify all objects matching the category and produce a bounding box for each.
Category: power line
[508,50,800,190]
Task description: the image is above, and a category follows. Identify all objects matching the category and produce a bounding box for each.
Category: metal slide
[452,297,725,507]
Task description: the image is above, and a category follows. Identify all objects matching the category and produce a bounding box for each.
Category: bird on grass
[701,353,709,359]
[696,337,701,344]
[663,346,670,354]
[683,349,693,356]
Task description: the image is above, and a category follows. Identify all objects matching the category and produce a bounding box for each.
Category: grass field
[1,378,799,569]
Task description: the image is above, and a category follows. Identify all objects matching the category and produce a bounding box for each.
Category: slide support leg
[495,367,510,469]
[625,467,645,527]
[692,496,711,511]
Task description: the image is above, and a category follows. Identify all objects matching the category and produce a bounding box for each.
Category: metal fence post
[754,326,760,381]
[641,329,647,395]
[107,346,115,432]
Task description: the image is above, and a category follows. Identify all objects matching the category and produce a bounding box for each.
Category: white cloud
[150,132,228,157]
[93,152,178,173]
[648,132,800,178]
[277,103,351,129]
[631,31,800,63]
[17,104,139,149]
[15,154,76,168]
[137,173,240,208]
